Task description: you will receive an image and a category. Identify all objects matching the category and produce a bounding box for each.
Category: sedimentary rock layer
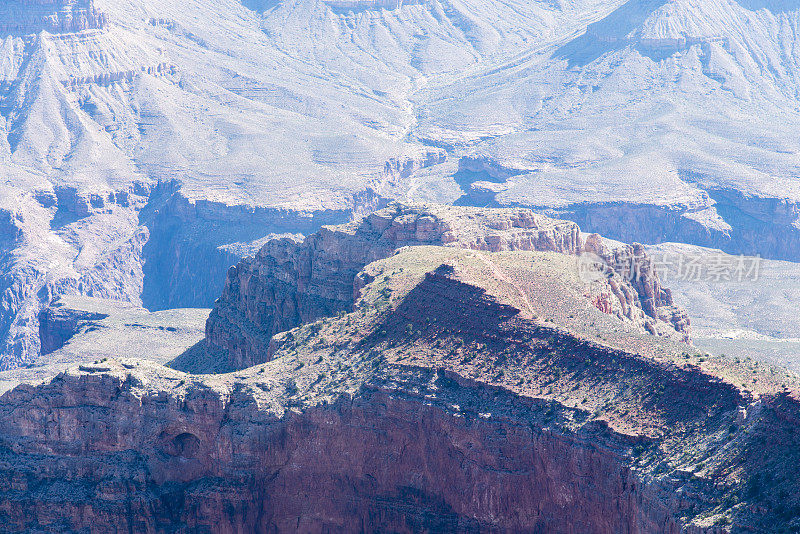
[0,249,791,532]
[206,203,689,370]
[0,370,679,533]
[0,0,106,35]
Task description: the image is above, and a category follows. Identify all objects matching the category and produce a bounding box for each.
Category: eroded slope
[205,203,689,371]
[0,246,797,531]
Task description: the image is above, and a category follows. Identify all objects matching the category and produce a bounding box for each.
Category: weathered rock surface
[35,295,209,364]
[206,203,689,370]
[0,295,208,395]
[0,246,793,532]
[0,0,107,36]
[0,369,680,533]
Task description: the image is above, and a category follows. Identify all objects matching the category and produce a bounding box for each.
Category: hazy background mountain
[1,0,800,367]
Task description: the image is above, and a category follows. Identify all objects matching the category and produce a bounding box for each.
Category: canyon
[1,0,800,369]
[1,0,800,530]
[0,243,797,532]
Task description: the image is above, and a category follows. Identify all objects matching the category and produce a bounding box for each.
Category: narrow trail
[472,252,537,319]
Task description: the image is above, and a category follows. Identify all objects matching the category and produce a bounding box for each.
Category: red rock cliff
[0,249,791,532]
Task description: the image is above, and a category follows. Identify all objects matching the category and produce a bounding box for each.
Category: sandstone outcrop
[206,204,689,370]
[0,247,793,532]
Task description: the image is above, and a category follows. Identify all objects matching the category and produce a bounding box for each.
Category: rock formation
[206,203,689,370]
[0,367,681,533]
[38,298,109,355]
[0,0,107,36]
[0,246,793,532]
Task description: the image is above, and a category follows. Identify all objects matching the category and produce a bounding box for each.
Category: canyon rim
[1,0,800,532]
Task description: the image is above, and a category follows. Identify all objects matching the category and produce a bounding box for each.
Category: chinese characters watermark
[576,250,762,284]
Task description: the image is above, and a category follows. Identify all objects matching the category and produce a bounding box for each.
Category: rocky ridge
[0,246,795,532]
[205,203,689,370]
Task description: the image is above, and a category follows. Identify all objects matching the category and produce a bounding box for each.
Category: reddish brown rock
[0,369,683,533]
[0,247,793,532]
[206,204,688,370]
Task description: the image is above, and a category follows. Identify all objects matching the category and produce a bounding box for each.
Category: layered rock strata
[206,203,689,370]
[0,247,793,532]
[0,368,681,533]
[0,0,107,36]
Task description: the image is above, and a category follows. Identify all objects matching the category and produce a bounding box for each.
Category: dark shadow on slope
[553,0,669,68]
[553,33,627,69]
[452,168,504,207]
[728,393,800,530]
[168,339,233,374]
[451,157,527,208]
[367,264,742,430]
[49,187,87,229]
[358,264,520,353]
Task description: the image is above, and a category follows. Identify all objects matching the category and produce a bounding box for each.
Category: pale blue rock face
[0,0,799,367]
[0,1,107,35]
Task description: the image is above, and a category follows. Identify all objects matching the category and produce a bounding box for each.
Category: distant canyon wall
[0,178,383,370]
[0,0,107,35]
[555,189,800,262]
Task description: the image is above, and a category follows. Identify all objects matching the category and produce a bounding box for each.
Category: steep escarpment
[453,157,800,264]
[0,295,207,394]
[0,247,794,532]
[38,299,109,356]
[0,0,107,36]
[553,190,800,263]
[0,369,679,533]
[138,181,369,311]
[206,204,688,370]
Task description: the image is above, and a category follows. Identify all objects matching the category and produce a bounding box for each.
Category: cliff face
[0,189,150,371]
[138,181,362,312]
[0,247,791,532]
[555,191,800,264]
[0,371,678,534]
[37,301,108,355]
[206,204,688,370]
[0,0,107,36]
[0,174,375,370]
